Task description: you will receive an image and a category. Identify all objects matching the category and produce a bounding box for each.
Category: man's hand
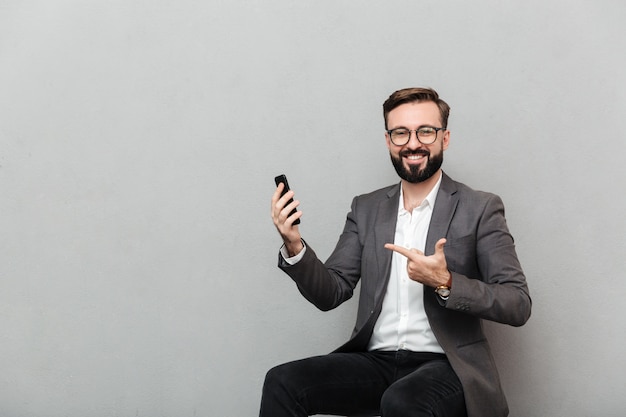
[271,182,304,257]
[384,238,452,288]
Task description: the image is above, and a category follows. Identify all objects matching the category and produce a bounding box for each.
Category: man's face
[385,101,450,183]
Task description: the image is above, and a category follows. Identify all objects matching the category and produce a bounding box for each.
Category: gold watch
[435,285,451,300]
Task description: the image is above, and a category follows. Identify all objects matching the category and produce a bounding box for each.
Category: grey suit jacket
[279,172,531,417]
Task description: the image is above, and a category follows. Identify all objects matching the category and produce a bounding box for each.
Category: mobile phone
[274,174,301,225]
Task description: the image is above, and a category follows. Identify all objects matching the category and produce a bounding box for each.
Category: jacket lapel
[374,184,400,300]
[426,172,459,255]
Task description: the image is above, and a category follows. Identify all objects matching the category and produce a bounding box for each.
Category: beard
[390,147,444,183]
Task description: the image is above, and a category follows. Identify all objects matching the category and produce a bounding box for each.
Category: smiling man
[262,87,531,417]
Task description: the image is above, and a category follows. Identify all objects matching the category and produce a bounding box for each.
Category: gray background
[1,1,625,416]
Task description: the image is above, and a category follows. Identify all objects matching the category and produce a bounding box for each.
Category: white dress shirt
[367,173,444,352]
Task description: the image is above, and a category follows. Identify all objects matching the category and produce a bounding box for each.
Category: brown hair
[383,87,450,129]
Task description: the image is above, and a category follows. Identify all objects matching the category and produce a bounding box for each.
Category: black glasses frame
[386,127,445,146]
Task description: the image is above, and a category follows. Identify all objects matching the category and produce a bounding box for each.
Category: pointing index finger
[384,243,412,258]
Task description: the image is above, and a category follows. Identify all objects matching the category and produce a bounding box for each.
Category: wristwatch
[435,285,451,300]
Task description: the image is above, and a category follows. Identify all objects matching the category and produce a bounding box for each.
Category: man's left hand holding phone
[272,174,304,258]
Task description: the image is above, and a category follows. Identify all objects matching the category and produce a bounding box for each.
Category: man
[262,87,531,417]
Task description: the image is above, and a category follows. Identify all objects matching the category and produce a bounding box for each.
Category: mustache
[400,149,430,158]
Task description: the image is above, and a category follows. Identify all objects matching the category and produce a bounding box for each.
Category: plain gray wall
[1,1,625,416]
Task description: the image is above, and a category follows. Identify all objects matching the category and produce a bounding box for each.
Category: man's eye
[419,128,435,135]
[393,129,409,136]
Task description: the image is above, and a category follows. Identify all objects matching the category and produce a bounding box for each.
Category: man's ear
[442,129,450,151]
[385,131,392,150]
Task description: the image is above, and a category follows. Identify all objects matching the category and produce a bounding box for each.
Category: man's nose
[406,131,424,148]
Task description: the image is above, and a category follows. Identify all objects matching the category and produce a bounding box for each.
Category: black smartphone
[274,174,301,225]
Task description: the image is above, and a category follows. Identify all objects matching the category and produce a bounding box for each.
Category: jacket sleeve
[277,197,364,311]
[444,194,532,327]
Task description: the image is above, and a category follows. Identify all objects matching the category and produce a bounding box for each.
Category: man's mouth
[402,151,429,163]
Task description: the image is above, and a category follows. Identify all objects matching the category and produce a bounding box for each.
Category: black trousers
[260,350,467,417]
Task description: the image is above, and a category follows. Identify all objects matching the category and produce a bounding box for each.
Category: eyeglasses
[386,127,445,146]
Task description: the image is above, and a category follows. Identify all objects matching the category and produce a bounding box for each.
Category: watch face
[437,287,451,297]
